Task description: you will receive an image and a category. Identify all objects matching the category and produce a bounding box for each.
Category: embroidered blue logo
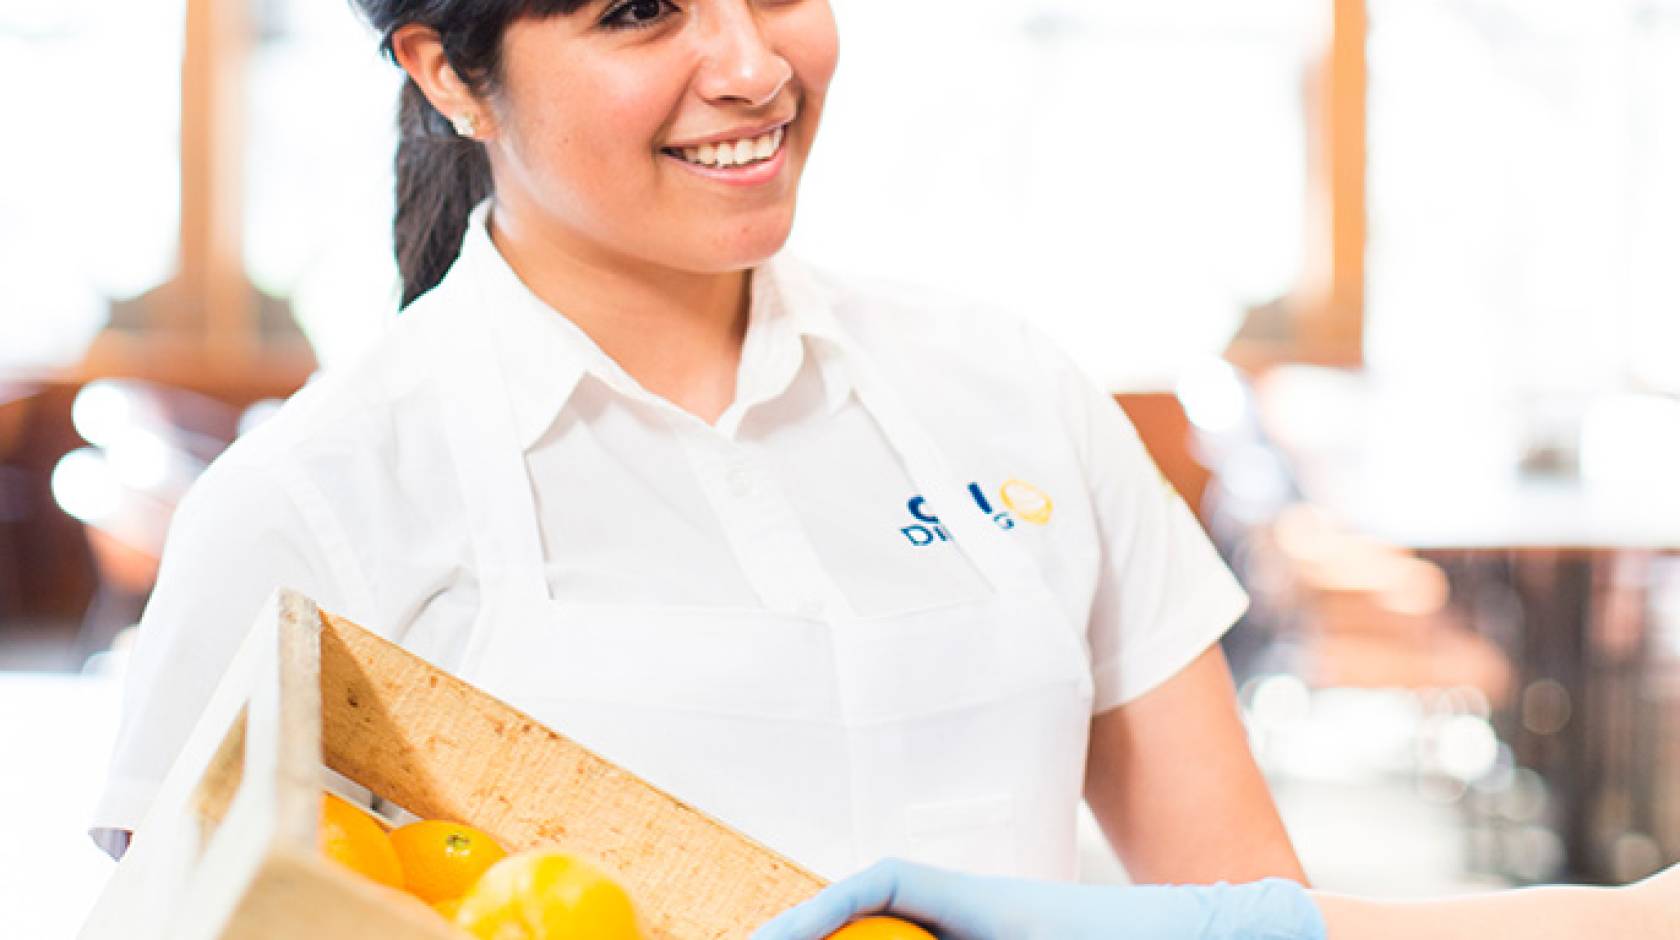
[901,479,1053,547]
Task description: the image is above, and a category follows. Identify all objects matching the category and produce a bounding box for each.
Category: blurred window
[790,1,1316,389]
[0,0,185,371]
[266,0,1319,383]
[10,1,1319,383]
[1366,0,1680,396]
[248,0,400,367]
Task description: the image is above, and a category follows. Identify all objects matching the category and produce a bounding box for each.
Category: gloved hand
[751,858,1326,940]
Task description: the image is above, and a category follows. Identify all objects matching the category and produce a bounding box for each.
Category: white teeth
[673,125,787,169]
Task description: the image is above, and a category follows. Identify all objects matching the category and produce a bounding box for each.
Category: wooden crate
[81,589,825,939]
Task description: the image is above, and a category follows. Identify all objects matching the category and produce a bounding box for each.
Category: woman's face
[487,0,839,274]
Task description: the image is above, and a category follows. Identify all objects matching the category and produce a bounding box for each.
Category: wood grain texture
[217,848,463,940]
[318,610,827,939]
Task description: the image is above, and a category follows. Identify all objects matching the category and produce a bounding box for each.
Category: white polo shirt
[91,211,1247,843]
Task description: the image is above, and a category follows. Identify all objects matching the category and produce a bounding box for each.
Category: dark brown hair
[352,0,588,307]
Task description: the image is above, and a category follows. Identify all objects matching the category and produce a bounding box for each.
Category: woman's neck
[486,207,750,426]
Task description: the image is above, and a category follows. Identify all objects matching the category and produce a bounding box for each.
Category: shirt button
[794,598,825,619]
[726,466,754,498]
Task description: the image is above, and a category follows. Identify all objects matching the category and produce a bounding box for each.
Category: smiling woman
[368,0,839,423]
[364,0,835,314]
[95,0,1305,904]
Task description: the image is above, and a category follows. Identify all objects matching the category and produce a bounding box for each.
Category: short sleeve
[1061,365,1250,714]
[88,458,351,850]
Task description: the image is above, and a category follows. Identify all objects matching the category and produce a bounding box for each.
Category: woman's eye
[600,0,677,30]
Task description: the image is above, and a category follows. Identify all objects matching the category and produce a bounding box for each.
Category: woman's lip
[663,116,794,151]
[661,139,789,188]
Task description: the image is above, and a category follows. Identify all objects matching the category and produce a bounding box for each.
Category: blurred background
[3,0,1679,935]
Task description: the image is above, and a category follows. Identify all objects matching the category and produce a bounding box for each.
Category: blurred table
[0,671,123,938]
[1305,464,1679,881]
[1263,374,1680,879]
[1312,467,1680,553]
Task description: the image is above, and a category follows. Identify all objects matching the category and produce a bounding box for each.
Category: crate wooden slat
[81,589,825,939]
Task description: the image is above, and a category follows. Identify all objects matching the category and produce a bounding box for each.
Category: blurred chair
[0,382,41,624]
[55,379,242,659]
[1179,360,1512,705]
[1113,391,1213,519]
[1648,557,1680,870]
[1265,503,1512,702]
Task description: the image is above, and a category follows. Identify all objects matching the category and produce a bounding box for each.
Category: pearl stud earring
[451,113,479,138]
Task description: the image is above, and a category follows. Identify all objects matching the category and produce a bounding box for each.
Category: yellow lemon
[453,849,644,940]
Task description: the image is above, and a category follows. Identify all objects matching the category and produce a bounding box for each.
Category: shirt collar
[454,201,589,451]
[745,252,855,420]
[451,200,854,451]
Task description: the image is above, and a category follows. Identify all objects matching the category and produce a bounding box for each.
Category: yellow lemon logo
[999,479,1053,526]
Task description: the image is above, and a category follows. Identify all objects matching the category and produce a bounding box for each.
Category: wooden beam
[1309,0,1368,356]
[1229,0,1367,368]
[178,0,255,361]
[80,0,314,397]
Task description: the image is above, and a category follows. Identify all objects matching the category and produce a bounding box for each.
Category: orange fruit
[826,916,937,940]
[389,819,507,903]
[433,897,464,920]
[319,792,404,890]
[453,849,644,940]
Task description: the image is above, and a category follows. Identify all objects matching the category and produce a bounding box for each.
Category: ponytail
[352,0,589,306]
[393,77,493,308]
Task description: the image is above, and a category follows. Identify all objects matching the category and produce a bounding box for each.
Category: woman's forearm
[1314,868,1680,940]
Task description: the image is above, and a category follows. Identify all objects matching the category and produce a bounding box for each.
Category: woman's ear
[389,24,497,140]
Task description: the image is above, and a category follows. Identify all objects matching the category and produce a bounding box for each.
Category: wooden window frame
[1228,0,1368,370]
[77,0,314,402]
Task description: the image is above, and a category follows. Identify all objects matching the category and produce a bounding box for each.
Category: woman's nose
[693,3,793,107]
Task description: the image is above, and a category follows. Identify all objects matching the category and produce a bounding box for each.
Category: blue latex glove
[751,859,1326,940]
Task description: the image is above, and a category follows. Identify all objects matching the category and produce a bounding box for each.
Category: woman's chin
[683,216,799,272]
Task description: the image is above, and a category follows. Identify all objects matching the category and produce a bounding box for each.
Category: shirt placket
[673,422,847,620]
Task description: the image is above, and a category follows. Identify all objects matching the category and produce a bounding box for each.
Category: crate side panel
[219,847,463,940]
